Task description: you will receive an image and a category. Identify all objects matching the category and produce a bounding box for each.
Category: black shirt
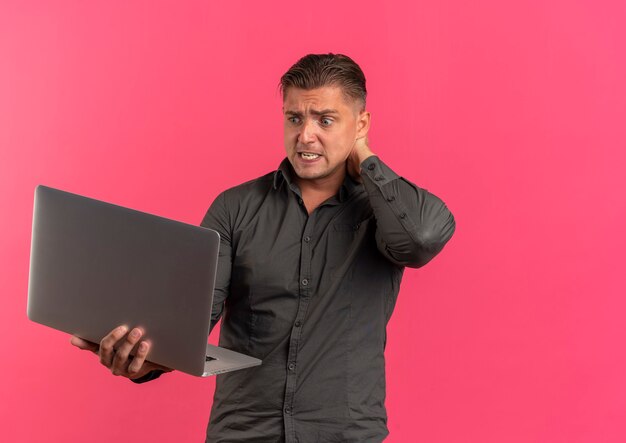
[198,155,456,442]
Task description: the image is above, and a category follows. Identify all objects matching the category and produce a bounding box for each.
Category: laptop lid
[27,185,236,376]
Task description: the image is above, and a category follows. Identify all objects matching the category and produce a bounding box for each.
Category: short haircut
[279,53,367,111]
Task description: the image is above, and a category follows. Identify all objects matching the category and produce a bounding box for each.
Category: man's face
[283,86,367,183]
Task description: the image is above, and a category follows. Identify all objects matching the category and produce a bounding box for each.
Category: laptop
[27,185,261,377]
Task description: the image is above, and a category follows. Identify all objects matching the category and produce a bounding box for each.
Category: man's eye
[320,118,333,126]
[288,117,300,124]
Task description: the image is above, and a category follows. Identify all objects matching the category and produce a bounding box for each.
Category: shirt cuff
[360,155,400,188]
[129,369,165,384]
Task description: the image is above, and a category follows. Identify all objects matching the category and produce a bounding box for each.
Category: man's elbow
[385,241,447,269]
[386,215,456,268]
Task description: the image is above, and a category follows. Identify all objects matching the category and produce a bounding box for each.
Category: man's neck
[296,166,346,214]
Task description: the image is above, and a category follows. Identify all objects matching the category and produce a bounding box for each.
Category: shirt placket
[283,196,315,443]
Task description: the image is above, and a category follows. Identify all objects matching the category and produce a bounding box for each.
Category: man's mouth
[299,152,321,160]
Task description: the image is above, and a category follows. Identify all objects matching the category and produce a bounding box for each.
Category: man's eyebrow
[310,108,339,116]
[284,109,340,116]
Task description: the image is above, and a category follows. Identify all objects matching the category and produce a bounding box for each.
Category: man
[71,53,456,442]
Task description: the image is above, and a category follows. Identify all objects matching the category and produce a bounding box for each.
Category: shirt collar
[272,157,361,203]
[272,157,297,191]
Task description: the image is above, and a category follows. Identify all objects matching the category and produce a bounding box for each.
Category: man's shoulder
[202,169,278,229]
[212,169,282,215]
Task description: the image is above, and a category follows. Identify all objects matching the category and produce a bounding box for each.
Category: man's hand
[70,325,172,380]
[347,135,376,182]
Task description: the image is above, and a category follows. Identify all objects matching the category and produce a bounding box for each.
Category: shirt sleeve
[359,155,456,268]
[129,369,165,384]
[200,191,233,333]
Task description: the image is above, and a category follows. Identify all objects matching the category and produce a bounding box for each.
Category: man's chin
[294,167,348,184]
[291,163,327,180]
[289,158,345,182]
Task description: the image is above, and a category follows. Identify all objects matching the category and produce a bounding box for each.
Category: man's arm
[349,137,456,268]
[200,191,233,333]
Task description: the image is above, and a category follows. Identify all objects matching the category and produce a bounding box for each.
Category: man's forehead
[282,86,354,113]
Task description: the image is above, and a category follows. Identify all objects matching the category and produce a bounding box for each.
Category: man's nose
[298,119,316,144]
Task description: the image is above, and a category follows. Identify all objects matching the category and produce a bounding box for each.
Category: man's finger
[111,327,143,375]
[128,340,150,375]
[100,325,128,368]
[70,336,99,354]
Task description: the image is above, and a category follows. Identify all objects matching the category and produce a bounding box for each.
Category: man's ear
[356,110,371,139]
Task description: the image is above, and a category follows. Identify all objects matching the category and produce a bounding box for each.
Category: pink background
[1,1,625,441]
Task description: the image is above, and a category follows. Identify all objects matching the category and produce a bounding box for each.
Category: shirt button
[294,320,302,327]
[284,406,292,414]
[367,163,375,171]
[301,278,308,286]
[387,196,395,202]
[298,198,304,205]
[304,236,311,242]
[288,363,295,371]
[374,175,384,181]
[399,213,407,219]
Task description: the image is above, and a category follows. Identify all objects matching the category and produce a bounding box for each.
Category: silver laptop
[27,185,261,377]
